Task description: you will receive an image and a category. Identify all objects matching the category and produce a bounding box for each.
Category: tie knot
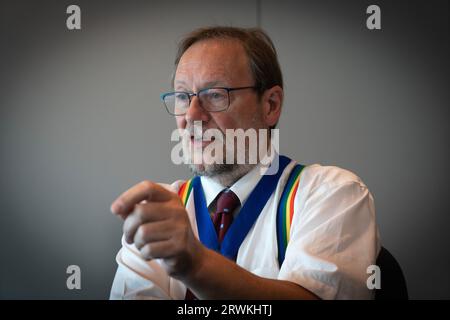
[216,189,240,215]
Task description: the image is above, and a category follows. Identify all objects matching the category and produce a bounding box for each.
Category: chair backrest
[374,246,408,300]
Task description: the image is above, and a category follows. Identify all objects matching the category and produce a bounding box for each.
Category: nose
[185,95,210,124]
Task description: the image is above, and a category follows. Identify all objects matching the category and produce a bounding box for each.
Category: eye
[206,89,226,100]
[175,93,189,101]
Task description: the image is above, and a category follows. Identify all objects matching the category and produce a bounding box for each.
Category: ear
[261,85,283,128]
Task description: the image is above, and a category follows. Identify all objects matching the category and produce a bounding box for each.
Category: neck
[211,163,256,187]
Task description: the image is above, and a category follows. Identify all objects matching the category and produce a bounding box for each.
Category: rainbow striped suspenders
[276,163,305,267]
[178,178,193,206]
[177,162,305,268]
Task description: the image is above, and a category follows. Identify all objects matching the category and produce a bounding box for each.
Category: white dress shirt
[110,159,380,300]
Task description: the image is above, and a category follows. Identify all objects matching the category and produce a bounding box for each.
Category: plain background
[0,0,448,299]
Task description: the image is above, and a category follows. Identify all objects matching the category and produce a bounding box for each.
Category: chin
[189,162,230,177]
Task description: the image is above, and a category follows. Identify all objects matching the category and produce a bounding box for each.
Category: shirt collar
[200,163,265,208]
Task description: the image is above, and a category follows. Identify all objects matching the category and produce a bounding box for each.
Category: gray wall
[1,0,448,299]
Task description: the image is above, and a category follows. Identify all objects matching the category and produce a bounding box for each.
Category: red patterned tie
[185,189,240,300]
[212,189,240,243]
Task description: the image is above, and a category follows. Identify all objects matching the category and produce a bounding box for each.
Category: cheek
[234,97,263,126]
[210,113,237,131]
[213,108,261,132]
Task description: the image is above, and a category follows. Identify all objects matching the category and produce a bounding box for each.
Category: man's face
[174,39,267,176]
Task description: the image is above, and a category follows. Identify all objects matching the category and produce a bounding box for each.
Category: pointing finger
[111,180,173,218]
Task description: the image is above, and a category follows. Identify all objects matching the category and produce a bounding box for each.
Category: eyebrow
[174,80,227,91]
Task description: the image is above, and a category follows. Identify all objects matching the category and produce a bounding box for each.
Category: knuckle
[171,233,184,252]
[181,228,190,246]
[140,180,155,194]
[174,208,187,222]
[178,220,190,237]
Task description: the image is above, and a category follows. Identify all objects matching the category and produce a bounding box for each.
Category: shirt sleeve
[110,235,172,300]
[109,181,187,300]
[277,166,380,300]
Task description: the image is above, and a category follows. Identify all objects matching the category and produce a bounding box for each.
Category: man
[109,26,380,300]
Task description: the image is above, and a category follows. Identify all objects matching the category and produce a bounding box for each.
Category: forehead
[175,38,252,87]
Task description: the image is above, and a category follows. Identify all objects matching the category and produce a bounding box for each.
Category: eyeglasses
[160,86,257,116]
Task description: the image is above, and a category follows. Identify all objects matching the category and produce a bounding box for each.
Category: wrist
[181,243,211,286]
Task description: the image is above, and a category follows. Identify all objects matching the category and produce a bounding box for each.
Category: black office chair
[374,246,408,300]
